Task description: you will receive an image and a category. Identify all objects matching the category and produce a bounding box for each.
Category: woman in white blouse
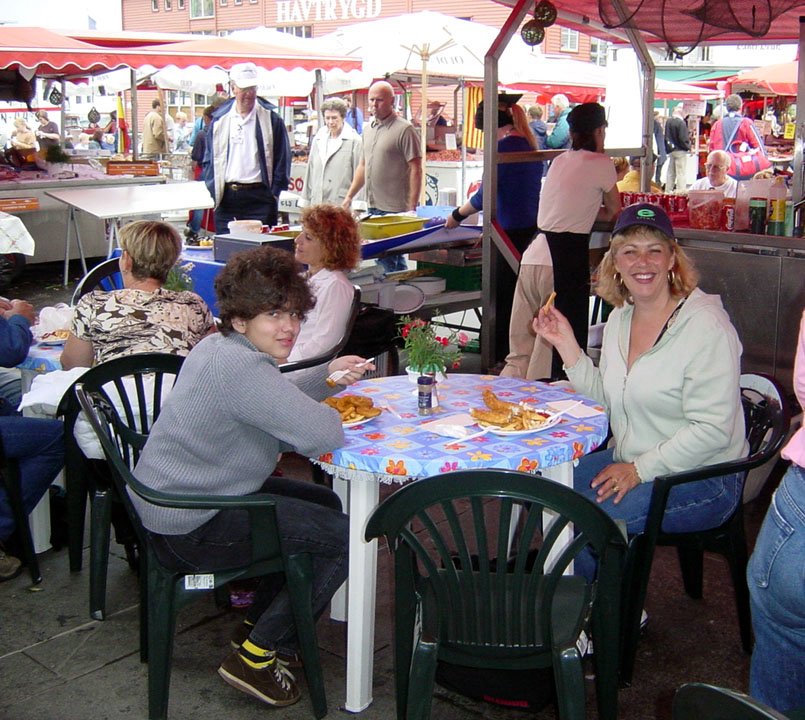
[287,204,361,362]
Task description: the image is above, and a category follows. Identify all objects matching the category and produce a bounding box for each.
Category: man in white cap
[204,62,291,234]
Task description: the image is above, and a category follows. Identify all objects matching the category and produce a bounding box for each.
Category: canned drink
[648,193,662,206]
[721,199,736,231]
[676,195,688,214]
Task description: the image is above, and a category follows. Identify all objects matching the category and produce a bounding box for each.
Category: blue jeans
[573,448,742,579]
[150,476,348,656]
[748,464,805,713]
[368,208,409,273]
[187,209,203,234]
[0,417,65,541]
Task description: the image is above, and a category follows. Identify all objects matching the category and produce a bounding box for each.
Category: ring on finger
[611,484,619,492]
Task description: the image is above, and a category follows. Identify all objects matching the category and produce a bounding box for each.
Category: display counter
[0,173,166,264]
[673,228,803,393]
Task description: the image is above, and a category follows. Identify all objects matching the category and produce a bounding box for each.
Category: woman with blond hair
[61,220,215,369]
[534,202,746,577]
[287,204,361,362]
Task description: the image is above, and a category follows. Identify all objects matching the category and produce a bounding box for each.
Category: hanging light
[521,18,546,46]
[534,0,558,27]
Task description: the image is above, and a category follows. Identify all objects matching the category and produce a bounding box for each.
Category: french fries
[470,391,551,430]
[324,394,382,424]
[542,291,557,312]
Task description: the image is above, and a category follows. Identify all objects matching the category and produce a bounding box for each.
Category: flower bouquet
[398,315,466,381]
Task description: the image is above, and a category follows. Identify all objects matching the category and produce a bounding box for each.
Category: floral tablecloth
[316,374,609,484]
[18,342,63,374]
[0,211,35,255]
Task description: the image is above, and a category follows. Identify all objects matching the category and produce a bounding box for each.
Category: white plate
[408,276,446,296]
[392,283,426,314]
[37,338,66,347]
[480,413,563,436]
[343,415,378,429]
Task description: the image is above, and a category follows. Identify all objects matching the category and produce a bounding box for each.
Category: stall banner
[463,86,483,151]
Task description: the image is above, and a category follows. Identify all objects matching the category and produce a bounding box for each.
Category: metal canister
[749,197,767,235]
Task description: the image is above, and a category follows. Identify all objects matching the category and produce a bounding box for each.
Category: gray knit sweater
[130,332,344,534]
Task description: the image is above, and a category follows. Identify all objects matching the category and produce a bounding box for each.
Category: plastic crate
[360,215,427,239]
[416,261,482,291]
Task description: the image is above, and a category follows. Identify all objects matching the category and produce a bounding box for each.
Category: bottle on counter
[766,176,787,236]
[749,196,767,235]
[417,375,434,416]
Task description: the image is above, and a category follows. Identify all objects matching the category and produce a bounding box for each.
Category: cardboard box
[213,232,294,263]
[409,246,482,266]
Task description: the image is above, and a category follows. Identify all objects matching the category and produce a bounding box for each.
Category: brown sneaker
[218,651,300,707]
[0,549,22,582]
[229,624,303,668]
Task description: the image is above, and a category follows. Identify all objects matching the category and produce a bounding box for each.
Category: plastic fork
[325,357,375,387]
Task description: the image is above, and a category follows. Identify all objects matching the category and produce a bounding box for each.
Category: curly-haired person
[287,204,362,362]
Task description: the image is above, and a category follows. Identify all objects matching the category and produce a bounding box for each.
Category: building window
[219,0,227,5]
[165,0,172,9]
[178,0,185,8]
[277,25,312,38]
[151,0,158,10]
[697,45,711,62]
[590,37,609,66]
[234,0,242,5]
[189,0,214,19]
[249,0,258,4]
[560,28,579,52]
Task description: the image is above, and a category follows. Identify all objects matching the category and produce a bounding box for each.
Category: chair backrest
[365,468,626,650]
[739,372,790,466]
[278,285,361,374]
[672,683,791,720]
[71,257,124,306]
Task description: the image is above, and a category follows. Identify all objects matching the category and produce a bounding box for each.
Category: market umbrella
[728,61,797,96]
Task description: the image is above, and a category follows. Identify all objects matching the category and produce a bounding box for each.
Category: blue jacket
[0,315,32,368]
[546,108,571,150]
[203,97,291,204]
[469,134,543,231]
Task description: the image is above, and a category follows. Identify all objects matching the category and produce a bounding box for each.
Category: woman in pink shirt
[747,308,805,713]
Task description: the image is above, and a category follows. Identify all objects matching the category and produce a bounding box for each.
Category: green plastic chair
[75,384,329,720]
[365,468,627,720]
[57,353,184,619]
[673,682,792,719]
[0,431,41,584]
[620,373,791,685]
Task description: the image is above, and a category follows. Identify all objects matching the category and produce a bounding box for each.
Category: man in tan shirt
[142,99,167,157]
[343,80,422,272]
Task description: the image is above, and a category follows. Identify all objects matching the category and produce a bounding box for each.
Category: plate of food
[324,394,382,427]
[470,388,561,435]
[37,329,70,346]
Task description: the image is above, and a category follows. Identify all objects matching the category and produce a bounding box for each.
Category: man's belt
[225,182,265,191]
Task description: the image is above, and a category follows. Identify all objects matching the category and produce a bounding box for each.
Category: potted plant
[398,315,465,382]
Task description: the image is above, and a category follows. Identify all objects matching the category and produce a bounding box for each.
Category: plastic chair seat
[366,469,627,720]
[76,384,328,720]
[619,372,791,685]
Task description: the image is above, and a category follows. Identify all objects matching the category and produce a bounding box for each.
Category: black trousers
[214,184,278,234]
[544,231,592,379]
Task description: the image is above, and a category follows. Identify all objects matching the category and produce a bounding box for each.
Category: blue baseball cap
[613,202,675,240]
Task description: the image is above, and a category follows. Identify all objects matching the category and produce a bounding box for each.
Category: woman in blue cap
[534,202,746,577]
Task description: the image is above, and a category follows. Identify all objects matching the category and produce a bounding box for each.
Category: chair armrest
[128,482,276,512]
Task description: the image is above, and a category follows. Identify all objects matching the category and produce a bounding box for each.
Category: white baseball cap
[230,62,259,89]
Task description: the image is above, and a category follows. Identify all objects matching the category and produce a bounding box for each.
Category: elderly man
[689,150,738,197]
[664,103,691,192]
[545,94,571,149]
[342,80,423,272]
[204,63,291,234]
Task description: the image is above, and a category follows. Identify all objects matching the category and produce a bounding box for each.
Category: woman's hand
[531,305,582,368]
[590,462,641,504]
[327,355,376,386]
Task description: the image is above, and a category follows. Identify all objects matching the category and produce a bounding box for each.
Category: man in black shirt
[664,103,691,192]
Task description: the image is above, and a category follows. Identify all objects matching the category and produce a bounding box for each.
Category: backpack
[721,115,771,181]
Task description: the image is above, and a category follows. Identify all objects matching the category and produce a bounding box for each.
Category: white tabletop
[45,181,214,220]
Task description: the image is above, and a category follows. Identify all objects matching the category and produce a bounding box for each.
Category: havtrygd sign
[276,0,381,23]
